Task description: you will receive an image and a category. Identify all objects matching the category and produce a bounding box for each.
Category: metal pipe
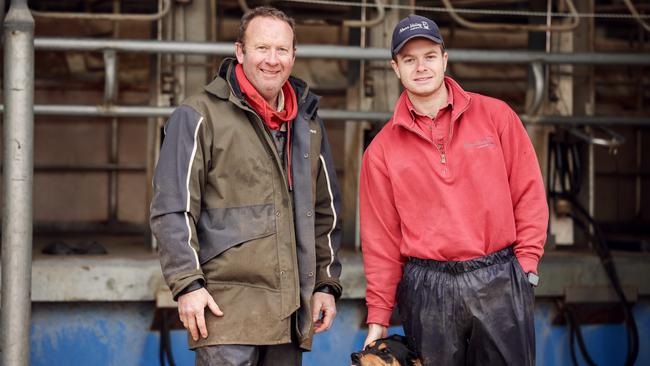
[33,164,146,172]
[1,0,5,35]
[0,104,647,126]
[237,0,250,13]
[173,2,186,103]
[34,222,146,235]
[566,126,626,148]
[103,50,117,103]
[31,0,171,22]
[596,171,650,178]
[441,0,580,32]
[33,37,650,65]
[588,132,595,219]
[446,49,650,65]
[210,0,218,77]
[343,0,386,28]
[0,164,146,172]
[525,62,545,115]
[6,104,175,117]
[147,0,166,250]
[1,1,34,365]
[521,114,650,126]
[636,130,642,217]
[109,117,119,221]
[623,0,650,32]
[106,5,119,223]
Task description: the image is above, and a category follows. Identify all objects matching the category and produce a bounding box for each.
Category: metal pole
[0,163,145,172]
[0,1,5,35]
[107,0,120,222]
[1,0,34,365]
[0,104,647,126]
[104,50,119,222]
[33,37,650,65]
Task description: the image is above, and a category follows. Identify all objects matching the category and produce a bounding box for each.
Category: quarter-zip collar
[405,82,454,120]
[392,76,471,136]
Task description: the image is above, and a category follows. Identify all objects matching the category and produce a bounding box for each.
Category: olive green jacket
[150,59,342,350]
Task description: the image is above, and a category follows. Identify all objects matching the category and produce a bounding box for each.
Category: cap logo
[399,21,430,34]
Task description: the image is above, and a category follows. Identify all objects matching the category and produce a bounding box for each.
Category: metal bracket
[343,0,386,28]
[526,61,545,115]
[567,126,626,150]
[103,50,117,104]
[623,0,650,33]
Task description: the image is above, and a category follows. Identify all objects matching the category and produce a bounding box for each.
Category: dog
[350,335,422,366]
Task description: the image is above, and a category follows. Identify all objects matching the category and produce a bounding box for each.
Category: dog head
[350,335,422,366]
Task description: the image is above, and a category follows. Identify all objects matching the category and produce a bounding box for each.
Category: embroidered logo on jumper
[464,136,496,149]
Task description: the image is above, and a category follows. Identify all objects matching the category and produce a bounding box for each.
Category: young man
[360,14,548,366]
[150,7,342,366]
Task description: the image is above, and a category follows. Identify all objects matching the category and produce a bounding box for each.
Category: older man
[150,7,342,366]
[360,14,548,366]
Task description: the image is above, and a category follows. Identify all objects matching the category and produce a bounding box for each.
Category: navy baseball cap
[391,15,444,57]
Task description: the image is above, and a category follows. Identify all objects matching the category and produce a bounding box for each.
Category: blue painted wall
[30,300,650,365]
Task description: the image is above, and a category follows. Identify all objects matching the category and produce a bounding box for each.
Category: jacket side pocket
[196,203,276,264]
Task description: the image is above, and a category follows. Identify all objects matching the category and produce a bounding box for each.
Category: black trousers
[396,246,536,366]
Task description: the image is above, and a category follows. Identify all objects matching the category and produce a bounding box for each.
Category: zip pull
[435,143,447,164]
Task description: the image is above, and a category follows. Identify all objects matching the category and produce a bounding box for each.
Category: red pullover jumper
[360,77,549,326]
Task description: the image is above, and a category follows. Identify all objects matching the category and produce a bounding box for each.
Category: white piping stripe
[319,154,337,277]
[184,116,204,270]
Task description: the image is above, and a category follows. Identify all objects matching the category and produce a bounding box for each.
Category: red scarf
[235,63,297,130]
[235,63,297,189]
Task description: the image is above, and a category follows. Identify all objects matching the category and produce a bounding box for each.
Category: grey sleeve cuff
[173,279,205,301]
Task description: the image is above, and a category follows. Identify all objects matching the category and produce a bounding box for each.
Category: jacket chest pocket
[205,128,278,211]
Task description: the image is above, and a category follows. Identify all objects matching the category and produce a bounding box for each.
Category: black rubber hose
[160,311,177,366]
[568,202,639,366]
[565,304,597,366]
[548,134,639,366]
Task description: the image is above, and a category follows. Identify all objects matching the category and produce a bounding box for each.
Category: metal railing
[2,17,650,366]
[1,2,34,366]
[34,37,650,64]
[0,104,648,126]
[0,37,647,126]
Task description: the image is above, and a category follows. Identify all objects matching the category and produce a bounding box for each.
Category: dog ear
[366,340,378,350]
[407,348,421,366]
[389,335,420,366]
[389,334,407,343]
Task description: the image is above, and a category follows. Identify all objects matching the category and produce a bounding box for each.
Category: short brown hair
[236,6,296,50]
